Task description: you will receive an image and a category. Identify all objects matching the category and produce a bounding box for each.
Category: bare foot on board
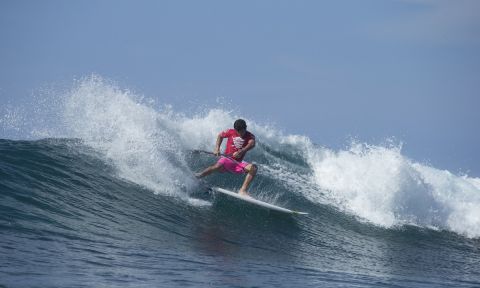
[238,190,250,197]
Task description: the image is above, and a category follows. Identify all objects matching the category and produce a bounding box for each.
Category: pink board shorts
[217,156,249,174]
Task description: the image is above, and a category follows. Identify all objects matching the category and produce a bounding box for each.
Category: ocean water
[1,77,479,287]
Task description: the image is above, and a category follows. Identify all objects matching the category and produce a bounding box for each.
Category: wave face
[1,76,479,287]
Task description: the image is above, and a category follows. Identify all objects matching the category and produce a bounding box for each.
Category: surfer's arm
[214,133,224,156]
[233,139,255,159]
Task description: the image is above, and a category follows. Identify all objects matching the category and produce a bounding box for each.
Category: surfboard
[211,187,308,215]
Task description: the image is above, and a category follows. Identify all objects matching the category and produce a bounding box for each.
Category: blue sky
[1,0,479,175]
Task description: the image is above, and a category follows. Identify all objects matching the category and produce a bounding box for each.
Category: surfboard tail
[293,211,308,215]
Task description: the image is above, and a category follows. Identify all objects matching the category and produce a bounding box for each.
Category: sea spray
[63,76,196,196]
[413,164,480,238]
[305,141,480,237]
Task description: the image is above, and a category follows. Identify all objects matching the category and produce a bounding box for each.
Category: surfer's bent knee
[246,164,257,175]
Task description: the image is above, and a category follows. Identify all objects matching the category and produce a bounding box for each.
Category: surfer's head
[234,119,247,136]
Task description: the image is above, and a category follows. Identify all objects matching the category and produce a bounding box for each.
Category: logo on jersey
[233,137,245,149]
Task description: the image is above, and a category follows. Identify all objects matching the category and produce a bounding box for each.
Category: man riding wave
[195,119,257,196]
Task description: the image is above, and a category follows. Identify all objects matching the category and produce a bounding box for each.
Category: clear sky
[1,0,479,175]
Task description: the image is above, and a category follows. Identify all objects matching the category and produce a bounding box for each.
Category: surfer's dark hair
[234,119,247,131]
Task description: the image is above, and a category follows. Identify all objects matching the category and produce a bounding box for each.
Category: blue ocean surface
[1,77,479,287]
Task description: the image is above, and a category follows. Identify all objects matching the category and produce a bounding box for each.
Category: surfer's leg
[239,164,257,196]
[195,163,223,178]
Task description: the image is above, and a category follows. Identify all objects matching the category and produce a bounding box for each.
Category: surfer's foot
[194,172,202,179]
[238,190,250,197]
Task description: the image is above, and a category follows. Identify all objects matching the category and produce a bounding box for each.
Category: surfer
[195,119,257,196]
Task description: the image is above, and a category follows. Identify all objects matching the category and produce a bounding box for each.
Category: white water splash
[63,76,195,196]
[305,141,480,238]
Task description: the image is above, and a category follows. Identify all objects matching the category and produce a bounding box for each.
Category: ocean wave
[1,75,479,238]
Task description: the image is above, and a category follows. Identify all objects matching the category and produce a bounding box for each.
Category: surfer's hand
[213,148,220,156]
[233,150,244,159]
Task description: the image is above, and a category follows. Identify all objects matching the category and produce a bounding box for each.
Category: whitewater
[1,76,479,287]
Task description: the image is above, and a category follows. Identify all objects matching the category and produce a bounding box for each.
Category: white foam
[185,197,212,207]
[413,164,480,238]
[63,76,196,196]
[305,141,480,238]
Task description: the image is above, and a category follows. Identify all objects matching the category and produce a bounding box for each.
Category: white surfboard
[211,187,308,215]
